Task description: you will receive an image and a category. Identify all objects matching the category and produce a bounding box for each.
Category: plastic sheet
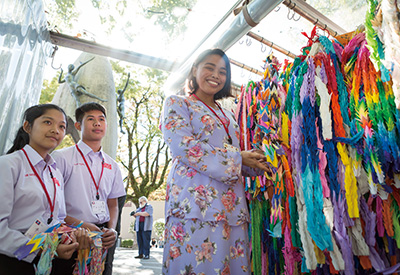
[0,0,53,154]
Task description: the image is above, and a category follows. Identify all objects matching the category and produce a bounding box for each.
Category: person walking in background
[130,196,153,260]
[160,49,270,274]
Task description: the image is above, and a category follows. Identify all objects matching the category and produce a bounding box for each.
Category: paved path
[113,247,163,275]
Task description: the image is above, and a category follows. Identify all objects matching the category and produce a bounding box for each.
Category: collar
[189,94,221,111]
[22,145,56,168]
[77,140,105,160]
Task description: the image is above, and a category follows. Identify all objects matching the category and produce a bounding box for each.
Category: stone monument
[52,52,118,158]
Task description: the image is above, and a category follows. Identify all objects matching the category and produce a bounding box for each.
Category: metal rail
[49,31,176,72]
[246,31,296,59]
[229,58,264,76]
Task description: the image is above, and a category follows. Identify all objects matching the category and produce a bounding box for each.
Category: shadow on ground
[113,247,163,275]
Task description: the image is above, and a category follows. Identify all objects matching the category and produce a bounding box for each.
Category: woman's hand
[241,150,270,172]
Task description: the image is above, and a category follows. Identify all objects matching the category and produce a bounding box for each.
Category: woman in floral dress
[160,49,270,275]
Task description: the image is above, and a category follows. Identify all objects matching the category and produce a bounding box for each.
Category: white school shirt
[0,145,66,262]
[52,140,125,225]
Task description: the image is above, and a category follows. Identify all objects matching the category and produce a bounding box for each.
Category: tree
[304,0,367,31]
[40,75,59,104]
[112,61,171,207]
[45,1,79,31]
[153,218,165,237]
[145,0,198,39]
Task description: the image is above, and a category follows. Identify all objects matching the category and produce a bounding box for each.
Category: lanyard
[21,148,56,224]
[192,94,232,144]
[75,144,104,200]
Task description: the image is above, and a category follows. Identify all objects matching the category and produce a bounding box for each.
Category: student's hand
[74,228,93,250]
[241,150,270,172]
[101,228,117,249]
[56,242,79,260]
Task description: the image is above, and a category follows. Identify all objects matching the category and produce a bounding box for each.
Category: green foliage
[145,0,198,39]
[40,73,61,104]
[89,0,128,34]
[55,135,76,151]
[129,221,135,235]
[153,219,165,237]
[121,239,134,248]
[45,0,197,43]
[304,0,367,31]
[45,1,79,31]
[306,0,365,14]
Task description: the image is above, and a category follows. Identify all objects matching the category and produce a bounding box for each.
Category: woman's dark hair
[75,102,107,123]
[7,104,67,154]
[187,48,232,100]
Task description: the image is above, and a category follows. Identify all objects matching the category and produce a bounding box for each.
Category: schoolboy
[52,102,125,272]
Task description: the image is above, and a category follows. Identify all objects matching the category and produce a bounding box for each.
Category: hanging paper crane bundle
[237,1,400,272]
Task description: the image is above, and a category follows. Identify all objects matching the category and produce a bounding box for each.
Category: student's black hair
[75,102,107,123]
[7,104,67,154]
[187,48,232,100]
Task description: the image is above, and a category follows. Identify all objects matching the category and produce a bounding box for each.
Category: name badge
[224,143,240,152]
[25,219,49,239]
[91,200,107,215]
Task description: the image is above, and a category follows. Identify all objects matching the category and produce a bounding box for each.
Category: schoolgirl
[0,104,79,274]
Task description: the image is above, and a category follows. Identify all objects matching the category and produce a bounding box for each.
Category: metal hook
[274,5,281,12]
[261,41,266,53]
[239,38,244,45]
[50,46,62,70]
[287,3,297,20]
[322,24,330,37]
[246,37,252,46]
[287,8,294,20]
[241,67,245,77]
[269,42,274,55]
[293,12,301,21]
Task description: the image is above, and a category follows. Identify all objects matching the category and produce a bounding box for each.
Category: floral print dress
[161,95,251,275]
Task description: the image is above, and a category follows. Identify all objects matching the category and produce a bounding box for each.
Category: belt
[95,222,108,230]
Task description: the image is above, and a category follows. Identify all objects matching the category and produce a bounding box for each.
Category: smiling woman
[160,49,271,275]
[187,49,232,103]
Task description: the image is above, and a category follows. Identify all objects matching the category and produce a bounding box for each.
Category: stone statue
[117,72,130,134]
[52,52,119,158]
[58,57,107,107]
